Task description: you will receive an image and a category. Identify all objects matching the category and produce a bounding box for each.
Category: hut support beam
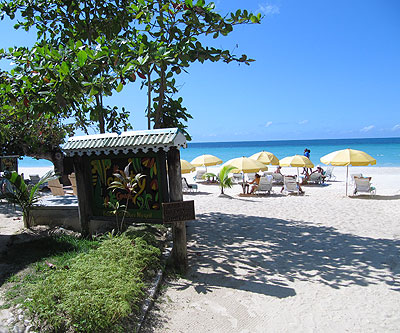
[167,147,187,272]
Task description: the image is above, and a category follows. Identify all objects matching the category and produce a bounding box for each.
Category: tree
[0,0,262,143]
[0,0,141,172]
[127,0,261,137]
[0,0,137,134]
[217,165,236,195]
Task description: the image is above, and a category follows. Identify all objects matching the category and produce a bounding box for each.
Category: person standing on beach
[303,148,311,174]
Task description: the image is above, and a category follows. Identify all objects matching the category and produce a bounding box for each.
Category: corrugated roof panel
[63,128,186,156]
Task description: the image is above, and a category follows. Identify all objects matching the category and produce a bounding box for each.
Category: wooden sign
[162,200,195,223]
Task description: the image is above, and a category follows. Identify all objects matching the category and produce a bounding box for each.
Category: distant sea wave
[18,137,400,167]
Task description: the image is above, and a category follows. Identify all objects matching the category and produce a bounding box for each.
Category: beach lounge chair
[350,173,363,184]
[353,176,376,196]
[272,173,284,184]
[325,166,336,181]
[48,178,74,196]
[308,173,322,184]
[282,176,301,195]
[254,176,273,195]
[194,169,206,182]
[245,173,256,182]
[29,174,40,185]
[68,173,77,196]
[231,173,243,184]
[182,177,198,193]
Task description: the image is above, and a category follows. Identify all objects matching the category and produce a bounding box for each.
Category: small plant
[202,172,217,182]
[4,171,58,228]
[108,162,145,232]
[217,165,236,194]
[104,201,128,234]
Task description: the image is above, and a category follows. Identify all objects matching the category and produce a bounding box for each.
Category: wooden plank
[167,147,188,272]
[157,150,169,203]
[73,155,93,237]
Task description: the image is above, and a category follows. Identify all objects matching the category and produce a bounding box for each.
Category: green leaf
[77,50,87,67]
[60,62,70,75]
[185,0,193,7]
[116,82,123,92]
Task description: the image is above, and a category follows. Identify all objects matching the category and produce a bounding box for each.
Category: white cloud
[392,124,400,131]
[360,125,375,132]
[258,3,280,16]
[299,120,308,125]
[265,121,273,127]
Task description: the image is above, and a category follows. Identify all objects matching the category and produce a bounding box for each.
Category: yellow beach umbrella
[223,157,268,174]
[249,151,279,165]
[191,154,222,167]
[279,155,314,168]
[320,148,376,166]
[279,155,314,180]
[320,148,376,196]
[180,159,195,174]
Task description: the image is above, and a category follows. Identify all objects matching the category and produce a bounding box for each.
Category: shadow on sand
[172,212,400,300]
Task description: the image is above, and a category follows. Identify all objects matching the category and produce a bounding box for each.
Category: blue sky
[1,0,399,142]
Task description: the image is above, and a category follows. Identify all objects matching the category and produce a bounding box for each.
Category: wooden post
[167,147,187,272]
[73,155,93,238]
[157,150,169,203]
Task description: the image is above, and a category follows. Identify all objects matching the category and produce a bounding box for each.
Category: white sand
[19,166,54,178]
[144,166,400,332]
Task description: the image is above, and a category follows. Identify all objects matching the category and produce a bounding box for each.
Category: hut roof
[63,128,186,156]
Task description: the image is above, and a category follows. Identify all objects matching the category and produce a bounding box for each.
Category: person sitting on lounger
[275,166,282,174]
[310,165,326,183]
[245,174,261,194]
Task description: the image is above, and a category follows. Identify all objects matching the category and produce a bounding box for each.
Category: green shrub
[24,233,161,332]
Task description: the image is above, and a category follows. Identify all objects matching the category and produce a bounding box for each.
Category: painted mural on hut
[90,154,163,219]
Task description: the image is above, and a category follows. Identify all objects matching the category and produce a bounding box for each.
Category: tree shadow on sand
[174,212,400,299]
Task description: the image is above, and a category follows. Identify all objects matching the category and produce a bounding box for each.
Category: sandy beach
[1,166,399,331]
[143,166,400,332]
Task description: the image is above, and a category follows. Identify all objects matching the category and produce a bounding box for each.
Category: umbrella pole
[346,165,349,196]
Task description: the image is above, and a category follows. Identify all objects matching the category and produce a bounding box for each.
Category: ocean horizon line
[188,136,400,145]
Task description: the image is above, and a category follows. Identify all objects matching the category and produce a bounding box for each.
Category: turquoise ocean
[19,137,400,168]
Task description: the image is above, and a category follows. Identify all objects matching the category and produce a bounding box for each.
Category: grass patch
[5,228,162,332]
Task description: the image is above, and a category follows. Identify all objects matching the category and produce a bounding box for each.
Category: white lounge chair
[272,173,284,184]
[353,176,376,196]
[231,173,243,184]
[282,176,302,195]
[245,173,256,182]
[182,177,198,193]
[350,173,363,184]
[308,173,322,184]
[194,169,206,182]
[254,176,273,195]
[29,174,40,185]
[325,166,336,181]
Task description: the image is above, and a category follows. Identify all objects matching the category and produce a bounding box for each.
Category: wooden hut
[63,128,188,236]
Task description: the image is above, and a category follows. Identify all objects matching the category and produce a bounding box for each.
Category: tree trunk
[96,95,105,133]
[154,65,165,129]
[147,71,151,130]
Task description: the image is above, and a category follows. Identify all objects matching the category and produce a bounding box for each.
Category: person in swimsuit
[246,173,261,194]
